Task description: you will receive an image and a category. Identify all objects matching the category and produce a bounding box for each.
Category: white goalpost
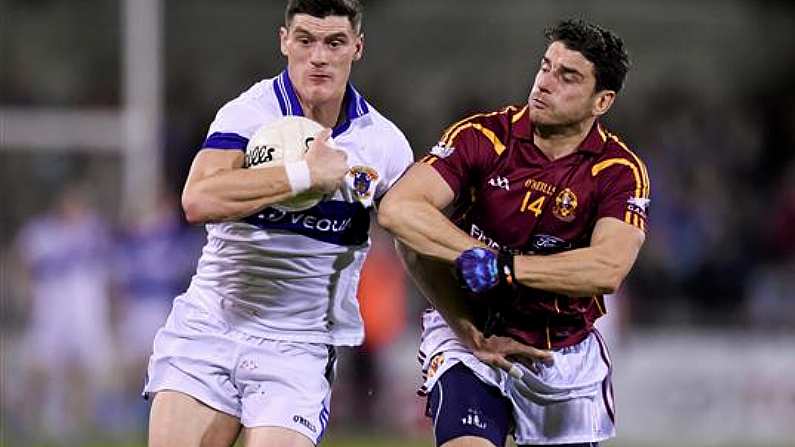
[1,0,163,218]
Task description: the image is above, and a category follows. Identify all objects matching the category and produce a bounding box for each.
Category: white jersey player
[144,2,413,446]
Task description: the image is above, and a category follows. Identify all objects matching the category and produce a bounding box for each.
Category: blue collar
[274,70,369,137]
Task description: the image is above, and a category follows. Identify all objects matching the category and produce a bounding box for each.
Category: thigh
[427,363,513,447]
[149,390,241,447]
[237,341,335,445]
[509,332,614,445]
[243,426,315,447]
[143,295,241,417]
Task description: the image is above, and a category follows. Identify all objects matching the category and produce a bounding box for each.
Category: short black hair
[545,19,630,93]
[285,0,363,34]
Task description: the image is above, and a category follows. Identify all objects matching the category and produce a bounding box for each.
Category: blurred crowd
[626,79,795,328]
[2,0,794,444]
[1,185,426,443]
[2,186,205,442]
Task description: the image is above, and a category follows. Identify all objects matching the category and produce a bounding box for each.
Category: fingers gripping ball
[244,116,328,211]
[455,248,516,293]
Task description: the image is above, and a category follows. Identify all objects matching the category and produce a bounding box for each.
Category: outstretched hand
[459,320,553,375]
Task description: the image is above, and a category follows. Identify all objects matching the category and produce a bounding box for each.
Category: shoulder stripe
[441,105,517,146]
[604,130,650,199]
[592,158,644,200]
[446,122,506,156]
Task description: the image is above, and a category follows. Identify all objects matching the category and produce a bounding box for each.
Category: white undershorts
[418,310,616,445]
[143,292,335,445]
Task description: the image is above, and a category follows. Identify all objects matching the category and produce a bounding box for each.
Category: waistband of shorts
[183,284,364,346]
[504,325,592,350]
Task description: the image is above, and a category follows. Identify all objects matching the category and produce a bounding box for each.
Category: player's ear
[279,26,289,57]
[593,90,615,117]
[353,33,364,62]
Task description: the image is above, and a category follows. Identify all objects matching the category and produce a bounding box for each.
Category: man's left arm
[513,217,645,297]
[457,217,645,297]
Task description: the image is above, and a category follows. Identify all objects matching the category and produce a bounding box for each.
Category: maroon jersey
[422,105,650,349]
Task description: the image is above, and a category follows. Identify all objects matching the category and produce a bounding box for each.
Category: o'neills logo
[552,188,578,222]
[293,415,317,433]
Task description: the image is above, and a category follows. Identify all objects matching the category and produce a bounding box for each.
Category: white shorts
[143,293,336,445]
[418,310,615,445]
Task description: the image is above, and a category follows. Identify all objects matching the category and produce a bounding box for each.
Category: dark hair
[545,19,630,93]
[285,0,363,34]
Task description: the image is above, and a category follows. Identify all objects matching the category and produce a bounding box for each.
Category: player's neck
[533,118,595,161]
[299,95,346,130]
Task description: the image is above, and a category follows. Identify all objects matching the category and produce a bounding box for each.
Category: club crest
[552,188,578,222]
[349,166,380,202]
[427,353,445,380]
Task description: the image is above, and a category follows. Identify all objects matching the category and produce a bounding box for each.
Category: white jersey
[188,70,413,346]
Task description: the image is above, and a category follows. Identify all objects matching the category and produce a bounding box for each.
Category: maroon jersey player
[380,19,648,447]
[428,104,648,350]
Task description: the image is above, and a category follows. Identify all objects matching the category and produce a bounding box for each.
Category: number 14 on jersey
[520,191,545,217]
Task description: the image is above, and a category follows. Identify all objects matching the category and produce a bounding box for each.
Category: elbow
[376,194,403,235]
[594,257,628,295]
[181,190,208,225]
[596,278,621,295]
[596,269,626,295]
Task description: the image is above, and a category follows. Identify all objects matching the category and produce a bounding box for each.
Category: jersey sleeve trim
[591,156,649,231]
[203,132,249,150]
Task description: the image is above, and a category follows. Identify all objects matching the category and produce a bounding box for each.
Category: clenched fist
[305,128,349,193]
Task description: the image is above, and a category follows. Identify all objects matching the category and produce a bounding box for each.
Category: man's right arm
[182,149,293,224]
[182,129,348,224]
[396,238,553,369]
[380,162,553,368]
[377,162,480,263]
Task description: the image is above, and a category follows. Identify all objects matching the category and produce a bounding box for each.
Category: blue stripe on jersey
[203,132,249,150]
[243,200,370,246]
[275,71,303,116]
[275,74,289,115]
[273,70,370,138]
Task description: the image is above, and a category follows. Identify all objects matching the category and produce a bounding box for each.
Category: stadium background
[2,0,794,446]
